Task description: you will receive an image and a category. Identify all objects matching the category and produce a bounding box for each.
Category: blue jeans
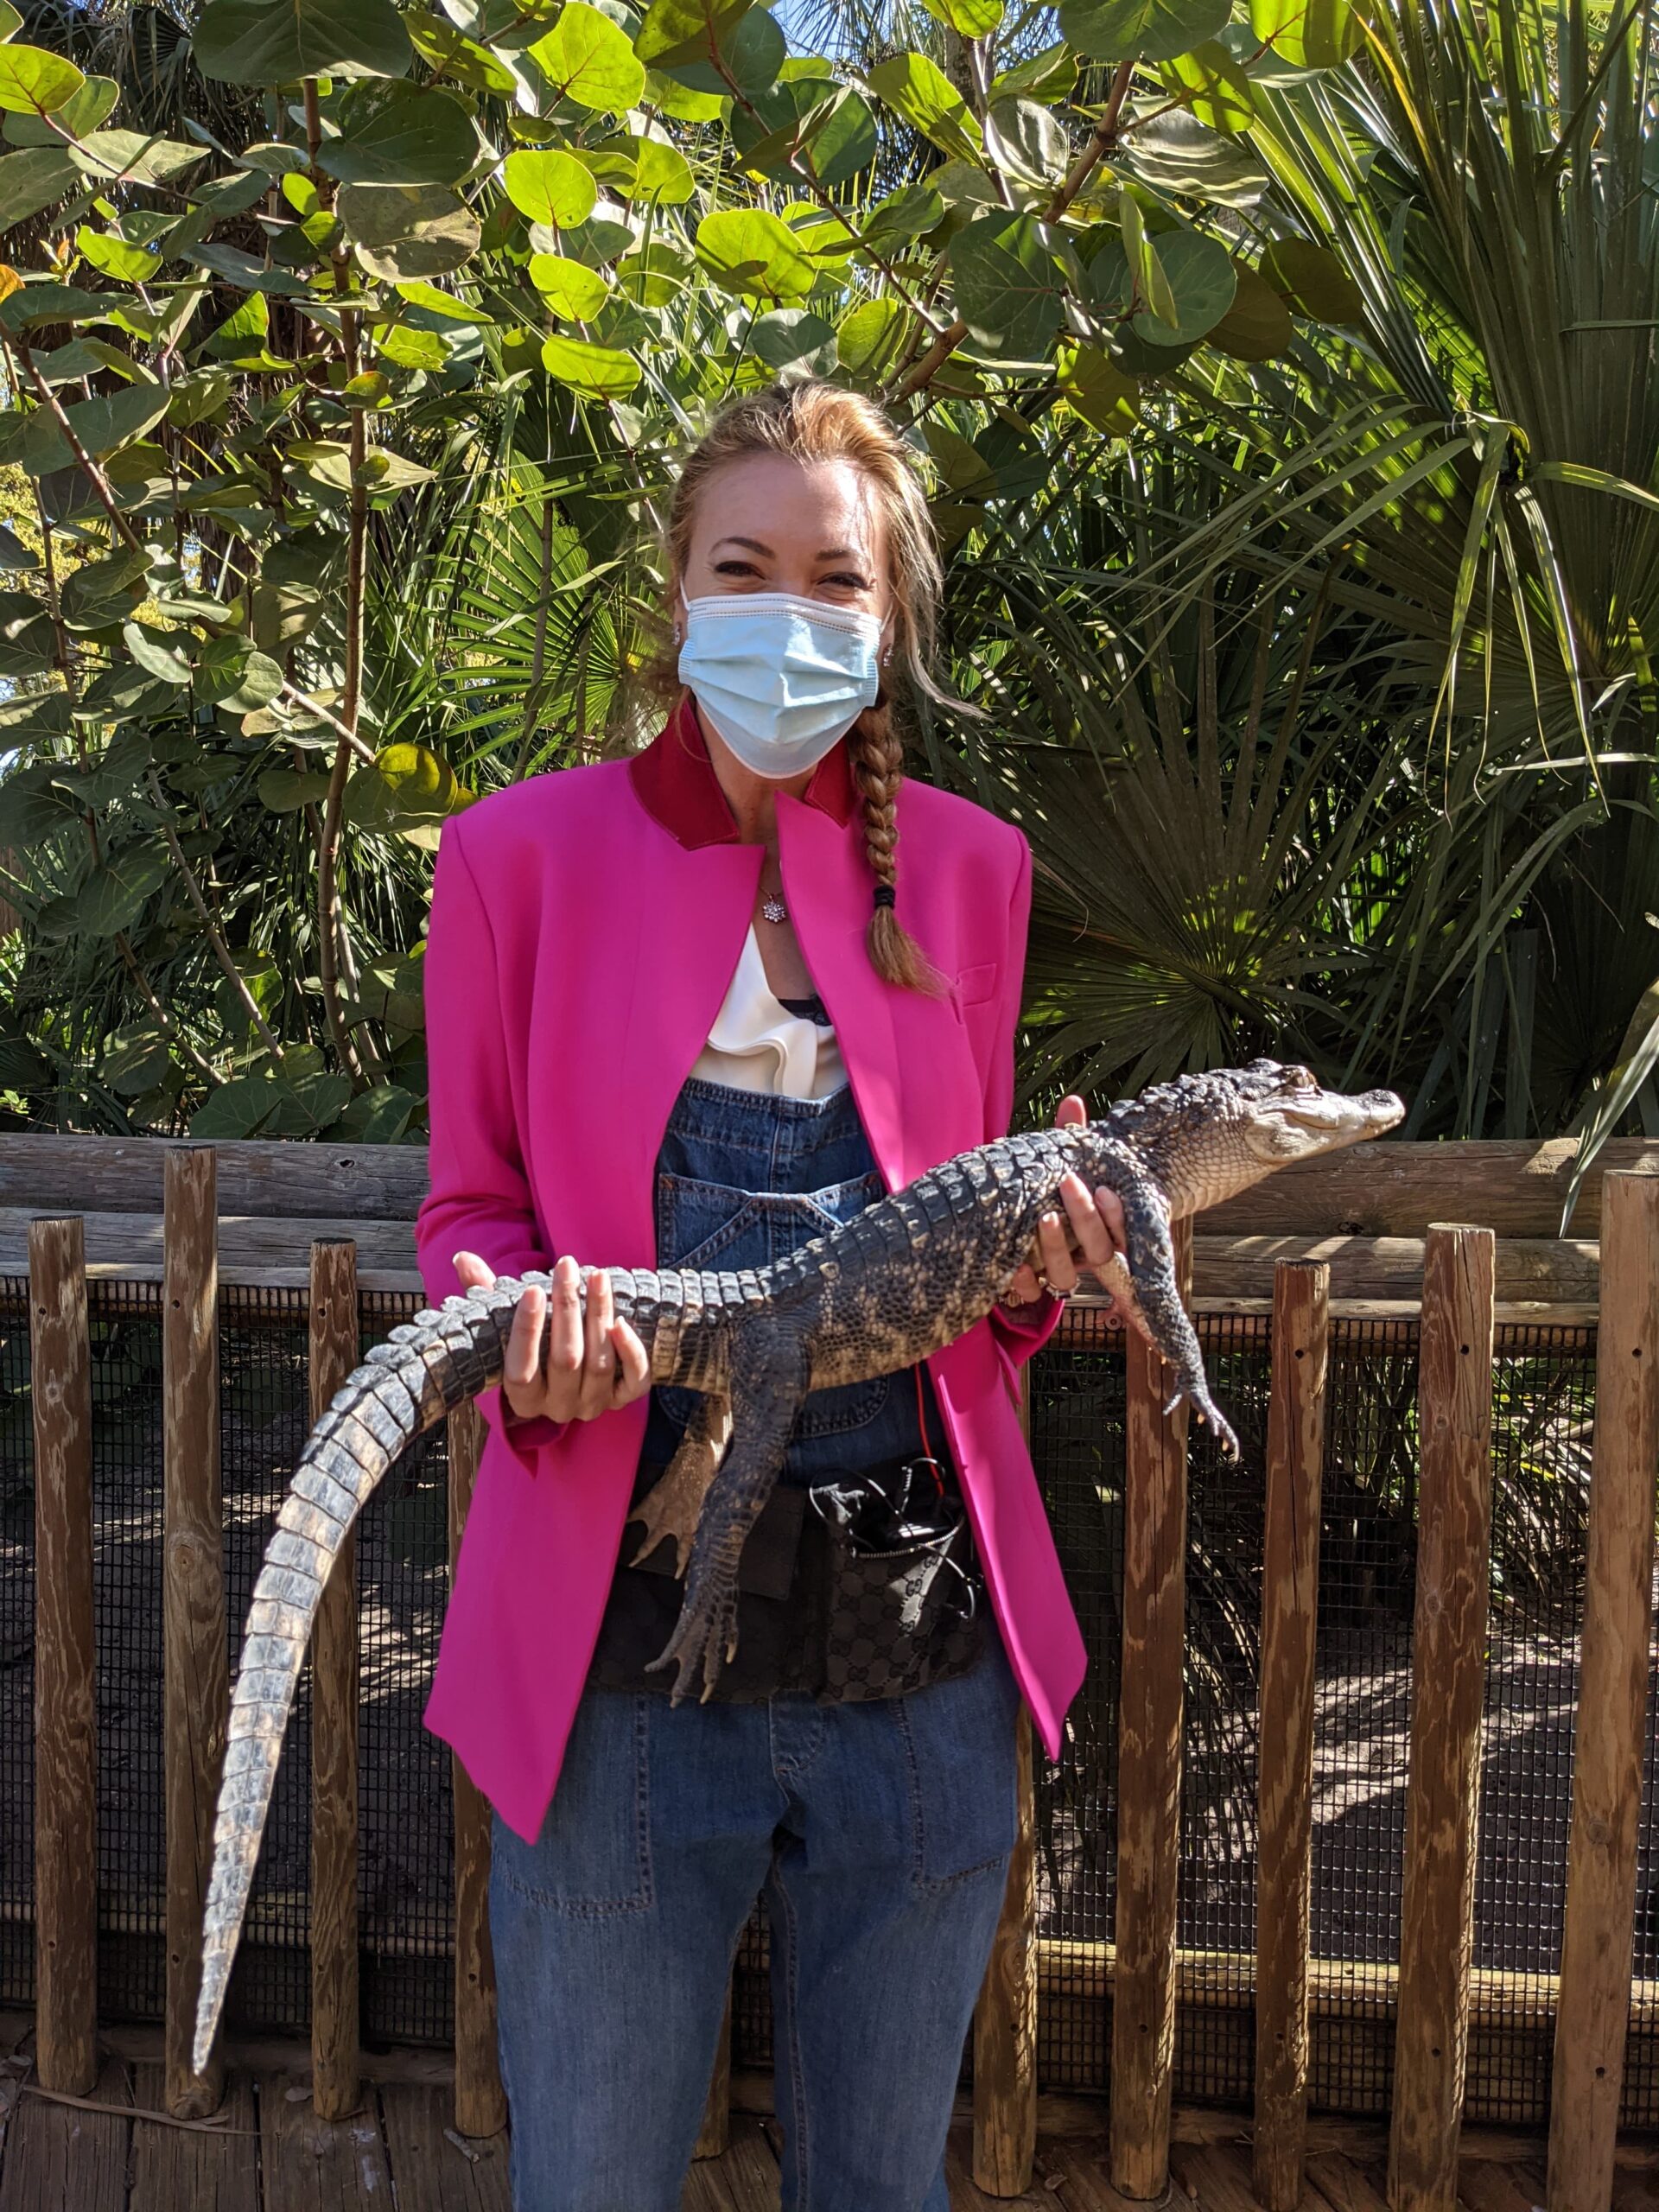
[489,1626,1024,2209]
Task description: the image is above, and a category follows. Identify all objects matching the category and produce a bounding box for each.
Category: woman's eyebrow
[710,535,863,561]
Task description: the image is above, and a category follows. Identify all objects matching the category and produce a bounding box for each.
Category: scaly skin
[190,1059,1402,2075]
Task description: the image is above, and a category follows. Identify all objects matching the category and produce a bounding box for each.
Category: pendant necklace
[761,893,788,923]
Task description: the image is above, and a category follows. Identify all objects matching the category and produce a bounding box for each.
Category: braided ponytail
[631,377,986,994]
[847,706,947,992]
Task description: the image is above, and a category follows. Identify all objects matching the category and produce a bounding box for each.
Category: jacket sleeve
[982,829,1066,1383]
[413,814,567,1471]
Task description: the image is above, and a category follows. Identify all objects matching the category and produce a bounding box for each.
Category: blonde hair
[635,378,982,994]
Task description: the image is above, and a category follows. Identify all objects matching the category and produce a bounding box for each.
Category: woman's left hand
[1001,1094,1128,1307]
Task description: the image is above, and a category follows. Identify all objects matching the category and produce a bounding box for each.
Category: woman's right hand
[451,1251,652,1423]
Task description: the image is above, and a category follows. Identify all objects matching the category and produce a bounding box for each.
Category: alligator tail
[190,1281,530,2077]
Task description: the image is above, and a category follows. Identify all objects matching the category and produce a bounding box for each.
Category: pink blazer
[414,694,1088,1842]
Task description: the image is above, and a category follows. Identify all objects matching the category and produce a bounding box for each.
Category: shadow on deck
[5,2040,1655,2212]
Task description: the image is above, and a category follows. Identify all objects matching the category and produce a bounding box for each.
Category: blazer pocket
[953,961,998,1009]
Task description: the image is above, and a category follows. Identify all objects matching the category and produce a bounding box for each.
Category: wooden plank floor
[0,2044,1595,2212]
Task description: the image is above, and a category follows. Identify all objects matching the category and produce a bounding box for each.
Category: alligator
[191,1058,1402,2074]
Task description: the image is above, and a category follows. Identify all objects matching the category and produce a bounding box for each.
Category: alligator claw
[1162,1384,1240,1460]
[644,1567,741,1705]
[626,1462,704,1580]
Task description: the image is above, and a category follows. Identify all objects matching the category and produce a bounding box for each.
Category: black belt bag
[624,1453,986,1700]
[806,1459,985,1697]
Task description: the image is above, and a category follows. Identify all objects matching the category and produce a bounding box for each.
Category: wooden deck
[3,2035,1658,2212]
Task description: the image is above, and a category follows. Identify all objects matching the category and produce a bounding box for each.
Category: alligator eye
[1285,1065,1317,1090]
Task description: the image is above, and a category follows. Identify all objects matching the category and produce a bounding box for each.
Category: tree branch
[144,770,288,1065]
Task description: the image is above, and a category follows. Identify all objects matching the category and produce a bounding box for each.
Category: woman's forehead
[693,453,887,552]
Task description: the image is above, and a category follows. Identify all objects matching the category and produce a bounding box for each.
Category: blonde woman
[416,378,1127,2209]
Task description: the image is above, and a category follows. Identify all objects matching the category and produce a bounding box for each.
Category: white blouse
[690,923,847,1100]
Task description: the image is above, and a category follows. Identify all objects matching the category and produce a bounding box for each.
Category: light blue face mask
[677,582,888,780]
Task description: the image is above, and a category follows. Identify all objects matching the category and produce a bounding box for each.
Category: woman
[413,379,1128,2211]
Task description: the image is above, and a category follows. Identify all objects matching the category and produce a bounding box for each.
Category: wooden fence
[7,1135,1659,2211]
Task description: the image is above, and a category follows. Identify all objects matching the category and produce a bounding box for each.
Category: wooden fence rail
[16,1152,1659,2197]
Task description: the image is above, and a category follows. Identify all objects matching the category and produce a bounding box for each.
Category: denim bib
[639,1074,949,1484]
[585,1072,985,1700]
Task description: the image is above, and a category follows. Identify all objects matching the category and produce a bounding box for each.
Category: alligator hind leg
[625,1395,733,1580]
[645,1334,808,1707]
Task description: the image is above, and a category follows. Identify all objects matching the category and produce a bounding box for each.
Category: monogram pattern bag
[809,1458,986,1699]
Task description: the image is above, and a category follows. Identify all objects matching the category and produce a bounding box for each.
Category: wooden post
[1254,1261,1330,2212]
[692,1985,734,2158]
[1388,1224,1496,2212]
[1111,1215,1192,2202]
[974,1370,1039,2194]
[973,1706,1037,2193]
[29,1215,98,2095]
[163,1145,229,2117]
[448,1396,508,2138]
[1548,1173,1659,2212]
[309,1239,359,2120]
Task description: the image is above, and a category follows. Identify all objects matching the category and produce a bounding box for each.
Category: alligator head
[1113,1058,1405,1218]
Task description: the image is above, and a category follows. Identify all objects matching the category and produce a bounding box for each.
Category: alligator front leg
[645,1333,808,1706]
[626,1395,733,1580]
[1097,1141,1240,1459]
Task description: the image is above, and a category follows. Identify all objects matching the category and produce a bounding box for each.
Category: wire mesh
[1025,1307,1611,2123]
[1,1270,1649,2126]
[0,1279,459,2044]
[0,1277,33,2011]
[355,1287,454,2049]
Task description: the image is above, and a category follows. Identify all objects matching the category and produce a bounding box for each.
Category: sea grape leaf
[1207,260,1294,357]
[502,146,598,227]
[2,71,116,143]
[538,330,639,395]
[694,207,818,300]
[524,2,645,113]
[1159,41,1255,133]
[836,296,911,378]
[318,79,480,187]
[950,207,1065,354]
[339,182,481,278]
[983,96,1068,186]
[71,131,204,185]
[529,251,609,317]
[0,43,86,118]
[633,0,755,69]
[919,0,1002,33]
[866,52,984,165]
[1058,0,1230,61]
[1260,235,1365,322]
[193,0,413,84]
[0,145,73,225]
[1248,0,1363,68]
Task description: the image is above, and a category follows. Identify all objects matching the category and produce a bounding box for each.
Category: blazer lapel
[775,788,908,1192]
[615,829,764,1238]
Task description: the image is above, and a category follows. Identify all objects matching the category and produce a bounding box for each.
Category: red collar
[627,689,857,850]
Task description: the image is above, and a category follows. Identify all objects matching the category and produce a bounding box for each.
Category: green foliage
[0,0,1649,1188]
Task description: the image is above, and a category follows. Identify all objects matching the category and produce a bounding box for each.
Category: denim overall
[583,1070,984,1698]
[647,1071,946,1483]
[491,1066,1024,2209]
